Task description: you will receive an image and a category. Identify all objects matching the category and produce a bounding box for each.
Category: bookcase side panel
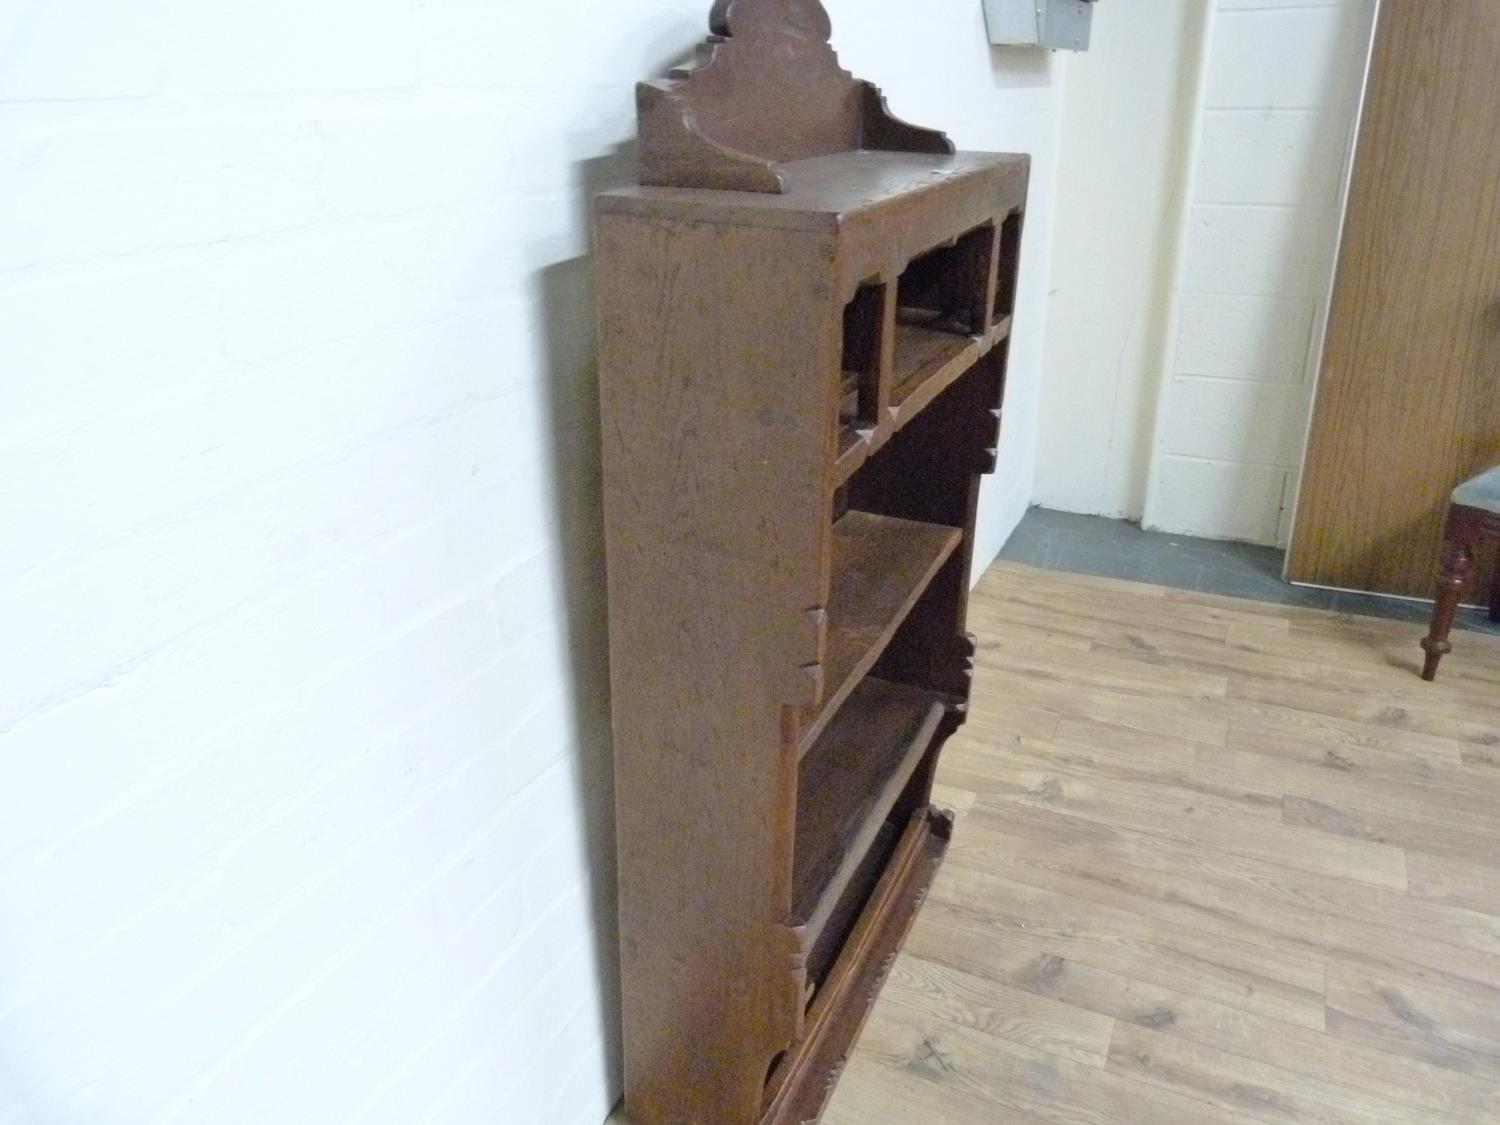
[595,212,840,1125]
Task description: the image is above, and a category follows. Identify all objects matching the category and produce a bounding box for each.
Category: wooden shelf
[892,319,975,399]
[765,806,951,1125]
[887,333,987,434]
[802,511,962,749]
[834,323,1004,487]
[793,677,947,943]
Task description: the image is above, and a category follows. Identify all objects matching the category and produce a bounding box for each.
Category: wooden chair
[1420,465,1500,680]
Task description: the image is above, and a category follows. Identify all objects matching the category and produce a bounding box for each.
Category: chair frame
[1419,502,1500,680]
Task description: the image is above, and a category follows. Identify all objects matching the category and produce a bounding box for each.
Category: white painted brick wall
[0,2,1059,1122]
[1144,0,1376,545]
[1032,0,1206,521]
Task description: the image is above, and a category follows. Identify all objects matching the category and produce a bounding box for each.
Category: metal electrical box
[983,0,1097,51]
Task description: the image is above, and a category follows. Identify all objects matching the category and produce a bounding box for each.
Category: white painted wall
[1143,0,1376,544]
[1036,0,1375,544]
[0,2,1060,1123]
[1033,0,1206,519]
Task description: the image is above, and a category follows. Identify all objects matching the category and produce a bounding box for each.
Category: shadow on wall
[531,138,640,1101]
[522,31,703,1111]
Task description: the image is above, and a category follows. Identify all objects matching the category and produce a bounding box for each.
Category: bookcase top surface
[596,149,1027,232]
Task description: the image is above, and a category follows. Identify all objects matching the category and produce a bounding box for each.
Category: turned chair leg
[1421,535,1472,681]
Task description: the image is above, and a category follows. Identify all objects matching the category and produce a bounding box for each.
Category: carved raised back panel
[688,0,859,162]
[639,0,954,192]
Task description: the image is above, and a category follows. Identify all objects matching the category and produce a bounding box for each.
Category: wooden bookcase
[595,2,1028,1122]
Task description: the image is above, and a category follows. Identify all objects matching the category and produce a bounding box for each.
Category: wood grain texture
[818,560,1500,1124]
[598,216,834,1125]
[1289,0,1500,597]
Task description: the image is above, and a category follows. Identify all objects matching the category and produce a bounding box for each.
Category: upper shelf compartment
[635,0,954,193]
[893,222,996,404]
[831,209,1018,484]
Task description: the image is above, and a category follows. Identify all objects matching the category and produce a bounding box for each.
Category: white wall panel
[1144,0,1375,544]
[1197,109,1347,207]
[1033,0,1206,519]
[1163,377,1311,466]
[1206,5,1369,110]
[1175,293,1318,383]
[1151,457,1291,545]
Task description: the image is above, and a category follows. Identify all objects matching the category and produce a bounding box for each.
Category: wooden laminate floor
[825,561,1500,1125]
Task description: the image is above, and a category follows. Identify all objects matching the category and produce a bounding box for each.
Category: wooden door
[1287,0,1500,598]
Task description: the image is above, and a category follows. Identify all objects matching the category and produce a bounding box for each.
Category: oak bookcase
[594,2,1028,1121]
